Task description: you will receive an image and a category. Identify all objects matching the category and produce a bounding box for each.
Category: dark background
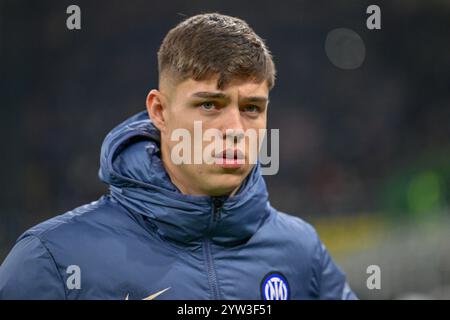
[1,0,449,298]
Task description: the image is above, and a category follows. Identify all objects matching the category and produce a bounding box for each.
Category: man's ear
[146,89,167,132]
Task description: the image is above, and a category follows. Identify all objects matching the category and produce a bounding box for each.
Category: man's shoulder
[275,211,318,235]
[261,207,321,250]
[0,196,141,299]
[270,209,319,239]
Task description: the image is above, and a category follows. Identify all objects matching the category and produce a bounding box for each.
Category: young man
[0,13,356,300]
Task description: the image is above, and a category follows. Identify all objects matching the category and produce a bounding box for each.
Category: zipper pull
[212,197,225,221]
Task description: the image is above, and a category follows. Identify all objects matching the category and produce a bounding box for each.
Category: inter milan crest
[260,272,290,300]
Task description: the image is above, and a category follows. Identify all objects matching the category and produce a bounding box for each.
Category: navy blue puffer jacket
[0,111,356,300]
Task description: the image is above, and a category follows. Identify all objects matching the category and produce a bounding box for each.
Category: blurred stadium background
[0,0,449,299]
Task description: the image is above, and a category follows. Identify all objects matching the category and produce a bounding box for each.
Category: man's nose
[220,107,245,143]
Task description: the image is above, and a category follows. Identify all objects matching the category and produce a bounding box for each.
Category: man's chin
[200,175,245,197]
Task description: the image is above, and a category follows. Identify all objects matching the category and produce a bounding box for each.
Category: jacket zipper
[203,197,224,300]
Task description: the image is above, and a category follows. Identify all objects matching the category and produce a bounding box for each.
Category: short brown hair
[158,13,276,90]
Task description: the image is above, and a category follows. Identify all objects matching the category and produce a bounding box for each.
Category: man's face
[152,75,269,196]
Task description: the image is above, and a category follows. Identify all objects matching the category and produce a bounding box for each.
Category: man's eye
[242,105,260,113]
[200,102,217,111]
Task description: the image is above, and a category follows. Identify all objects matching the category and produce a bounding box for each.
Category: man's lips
[214,149,244,159]
[213,149,245,166]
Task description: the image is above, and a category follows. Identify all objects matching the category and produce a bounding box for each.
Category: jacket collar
[99,111,271,246]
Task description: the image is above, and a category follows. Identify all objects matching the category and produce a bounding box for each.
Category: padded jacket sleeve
[0,235,66,300]
[316,241,357,300]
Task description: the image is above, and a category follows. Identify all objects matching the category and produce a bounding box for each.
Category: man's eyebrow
[190,92,269,103]
[190,92,229,100]
[241,96,269,104]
